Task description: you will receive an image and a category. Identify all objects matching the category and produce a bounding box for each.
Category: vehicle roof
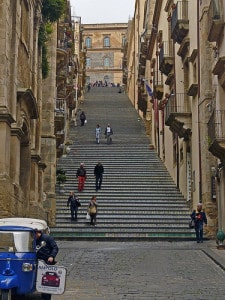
[0,218,48,231]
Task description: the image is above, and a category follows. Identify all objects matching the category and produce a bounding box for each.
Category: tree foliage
[39,0,66,78]
[42,0,66,23]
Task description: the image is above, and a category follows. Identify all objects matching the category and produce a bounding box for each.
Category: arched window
[85,37,92,48]
[103,57,110,67]
[103,37,110,47]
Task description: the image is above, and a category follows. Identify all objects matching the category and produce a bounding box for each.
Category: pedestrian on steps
[67,191,81,221]
[190,203,207,243]
[94,162,104,191]
[80,111,86,126]
[76,163,87,192]
[95,124,101,144]
[104,124,113,144]
[88,196,98,226]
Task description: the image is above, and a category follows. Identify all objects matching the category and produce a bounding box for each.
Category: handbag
[86,212,90,220]
[89,206,97,214]
[189,219,195,229]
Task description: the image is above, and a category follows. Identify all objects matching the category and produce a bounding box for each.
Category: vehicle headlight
[22,263,33,272]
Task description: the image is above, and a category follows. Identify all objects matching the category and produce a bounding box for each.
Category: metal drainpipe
[156,45,160,157]
[197,0,202,201]
[172,35,179,188]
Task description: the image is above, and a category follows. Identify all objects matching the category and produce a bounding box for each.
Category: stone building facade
[125,0,225,238]
[0,1,45,219]
[0,0,81,226]
[82,23,127,86]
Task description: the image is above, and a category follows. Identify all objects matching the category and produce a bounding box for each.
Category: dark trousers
[70,206,78,220]
[95,174,103,190]
[195,223,204,242]
[90,213,97,225]
[41,293,51,300]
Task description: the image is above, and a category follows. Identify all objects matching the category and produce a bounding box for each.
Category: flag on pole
[145,83,153,97]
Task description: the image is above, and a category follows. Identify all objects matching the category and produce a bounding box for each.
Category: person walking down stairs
[80,111,86,126]
[94,162,104,191]
[76,163,87,192]
[88,196,98,226]
[67,191,81,221]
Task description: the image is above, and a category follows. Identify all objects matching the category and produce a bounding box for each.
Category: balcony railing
[171,1,189,44]
[165,93,192,140]
[208,0,224,42]
[55,98,65,114]
[153,71,164,99]
[208,110,225,142]
[153,71,163,86]
[159,41,174,76]
[171,1,188,32]
[208,110,225,161]
[165,93,191,122]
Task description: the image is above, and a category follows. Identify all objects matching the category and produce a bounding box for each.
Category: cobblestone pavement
[47,240,225,300]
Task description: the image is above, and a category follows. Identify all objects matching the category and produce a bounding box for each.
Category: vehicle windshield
[0,231,34,252]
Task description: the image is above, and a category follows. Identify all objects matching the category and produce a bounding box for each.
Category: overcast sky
[70,0,135,24]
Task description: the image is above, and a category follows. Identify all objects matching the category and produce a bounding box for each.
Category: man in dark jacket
[67,191,80,221]
[80,111,86,126]
[35,230,59,300]
[94,162,104,191]
[191,203,207,243]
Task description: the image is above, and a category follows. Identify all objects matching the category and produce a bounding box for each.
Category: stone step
[56,201,190,206]
[53,88,194,240]
[51,230,195,241]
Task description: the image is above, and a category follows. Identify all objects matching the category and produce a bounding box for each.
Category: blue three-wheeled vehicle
[0,218,50,300]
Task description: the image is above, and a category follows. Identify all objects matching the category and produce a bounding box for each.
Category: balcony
[153,71,164,100]
[171,1,189,44]
[165,73,175,87]
[212,56,225,89]
[159,41,174,76]
[165,93,192,140]
[140,40,148,58]
[177,37,189,59]
[55,98,65,131]
[208,110,225,163]
[187,83,198,97]
[208,0,224,42]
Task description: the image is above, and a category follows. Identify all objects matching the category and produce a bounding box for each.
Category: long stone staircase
[51,87,195,240]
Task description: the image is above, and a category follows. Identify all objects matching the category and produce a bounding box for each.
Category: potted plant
[56,168,67,186]
[56,168,67,194]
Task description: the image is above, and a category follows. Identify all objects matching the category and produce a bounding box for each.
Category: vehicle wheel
[1,289,11,300]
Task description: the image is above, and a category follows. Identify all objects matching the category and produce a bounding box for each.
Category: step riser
[53,89,194,240]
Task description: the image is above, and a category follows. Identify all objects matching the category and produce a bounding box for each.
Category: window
[122,36,126,47]
[103,37,110,47]
[104,57,110,67]
[86,58,91,68]
[85,37,92,48]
